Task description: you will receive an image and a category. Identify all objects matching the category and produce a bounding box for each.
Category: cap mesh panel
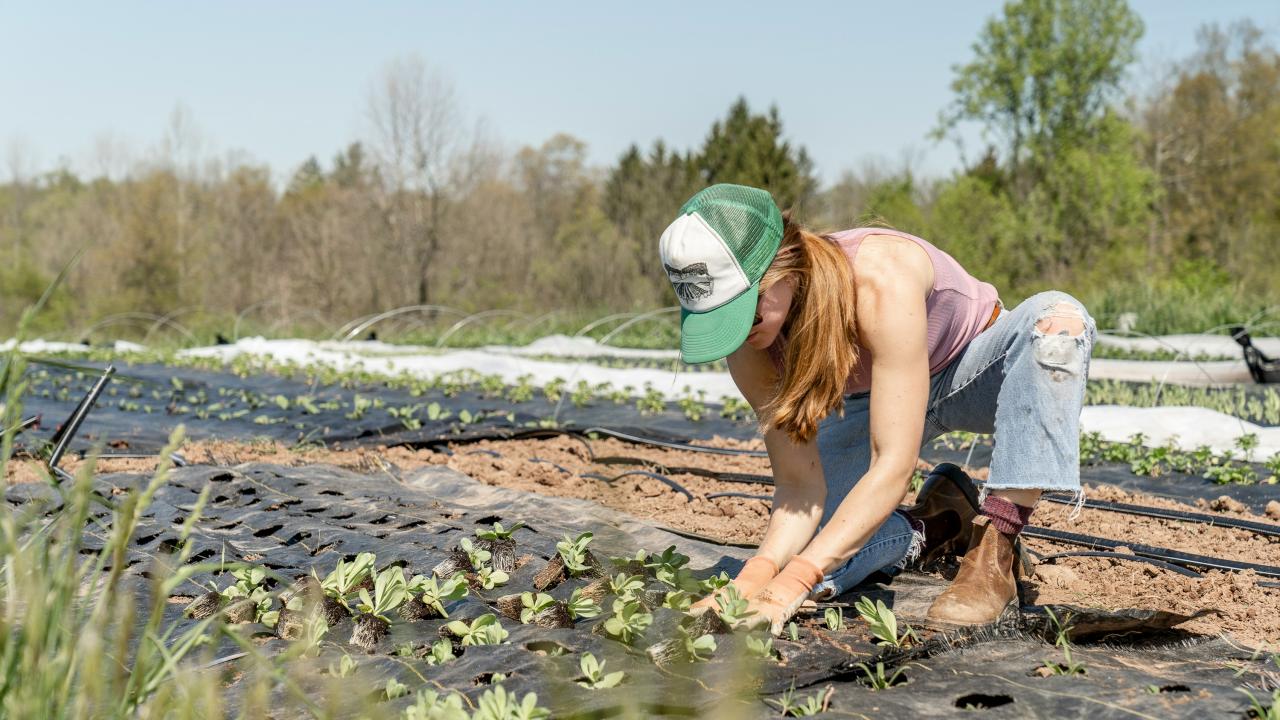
[681,185,782,281]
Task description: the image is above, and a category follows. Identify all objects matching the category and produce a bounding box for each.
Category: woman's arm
[689,341,826,611]
[739,236,933,633]
[725,344,826,569]
[792,236,932,571]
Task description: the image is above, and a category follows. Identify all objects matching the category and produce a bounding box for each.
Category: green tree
[936,0,1144,196]
[1138,21,1280,294]
[696,97,817,211]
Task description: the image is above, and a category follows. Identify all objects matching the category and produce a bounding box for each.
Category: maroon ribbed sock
[981,496,1034,536]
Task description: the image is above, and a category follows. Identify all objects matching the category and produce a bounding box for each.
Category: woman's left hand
[736,556,826,636]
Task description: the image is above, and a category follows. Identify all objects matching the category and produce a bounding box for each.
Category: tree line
[1,1,1277,340]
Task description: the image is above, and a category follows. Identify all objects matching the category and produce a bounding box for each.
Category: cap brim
[679,283,758,364]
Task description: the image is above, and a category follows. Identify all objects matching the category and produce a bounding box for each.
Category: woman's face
[745,277,794,349]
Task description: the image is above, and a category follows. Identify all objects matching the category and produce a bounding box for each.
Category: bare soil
[9,434,1277,648]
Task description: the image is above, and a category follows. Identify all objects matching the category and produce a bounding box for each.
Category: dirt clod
[184,591,225,620]
[533,555,567,591]
[1208,495,1247,513]
[350,615,388,652]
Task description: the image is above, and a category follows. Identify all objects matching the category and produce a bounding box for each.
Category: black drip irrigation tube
[1025,549,1203,578]
[594,457,774,486]
[579,427,767,457]
[46,364,116,471]
[1022,525,1280,579]
[1041,494,1280,538]
[579,470,694,501]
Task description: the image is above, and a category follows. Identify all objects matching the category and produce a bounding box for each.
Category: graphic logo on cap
[664,262,713,305]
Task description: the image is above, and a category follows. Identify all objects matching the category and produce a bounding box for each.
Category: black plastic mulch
[14,358,1276,514]
[6,461,1271,718]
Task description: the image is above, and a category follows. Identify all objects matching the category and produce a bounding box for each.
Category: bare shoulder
[853,233,934,296]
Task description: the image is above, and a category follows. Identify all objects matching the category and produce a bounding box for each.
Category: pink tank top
[768,227,999,395]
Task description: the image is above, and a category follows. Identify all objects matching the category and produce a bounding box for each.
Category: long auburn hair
[758,212,859,444]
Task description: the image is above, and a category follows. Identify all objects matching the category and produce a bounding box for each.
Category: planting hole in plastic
[954,693,1014,709]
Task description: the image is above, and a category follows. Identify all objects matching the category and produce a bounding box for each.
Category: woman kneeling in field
[660,184,1095,634]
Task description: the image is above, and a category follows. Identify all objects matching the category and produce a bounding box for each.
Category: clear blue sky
[3,1,1277,185]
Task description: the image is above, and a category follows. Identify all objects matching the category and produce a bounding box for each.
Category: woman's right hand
[690,556,778,613]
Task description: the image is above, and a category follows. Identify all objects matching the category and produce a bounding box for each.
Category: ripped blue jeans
[810,291,1097,600]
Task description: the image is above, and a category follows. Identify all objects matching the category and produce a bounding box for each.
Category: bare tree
[366,55,471,306]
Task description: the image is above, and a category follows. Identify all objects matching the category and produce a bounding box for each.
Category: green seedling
[384,678,410,700]
[662,590,694,611]
[222,565,268,598]
[355,566,409,622]
[610,548,649,571]
[459,537,492,570]
[576,652,625,689]
[543,377,566,404]
[565,588,602,620]
[680,626,716,662]
[473,685,549,720]
[714,585,754,627]
[636,386,665,415]
[345,394,373,420]
[507,375,535,403]
[645,545,697,590]
[570,380,593,408]
[854,661,908,690]
[316,552,376,606]
[556,531,595,575]
[444,614,509,646]
[1038,608,1087,676]
[719,395,754,422]
[1236,432,1260,462]
[404,689,468,720]
[475,521,524,541]
[824,607,845,632]
[788,622,800,642]
[1265,453,1280,484]
[767,683,831,716]
[1204,461,1257,485]
[698,571,731,594]
[854,596,916,647]
[424,638,456,666]
[519,593,557,624]
[408,573,469,616]
[216,568,277,626]
[678,389,707,422]
[295,614,328,657]
[473,566,510,590]
[602,598,652,645]
[479,374,507,398]
[607,573,645,600]
[745,633,777,660]
[327,653,358,678]
[909,469,927,493]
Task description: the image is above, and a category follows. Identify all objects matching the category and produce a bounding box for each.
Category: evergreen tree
[696,97,818,211]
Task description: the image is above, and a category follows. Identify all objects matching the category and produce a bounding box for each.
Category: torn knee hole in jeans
[1033,302,1086,381]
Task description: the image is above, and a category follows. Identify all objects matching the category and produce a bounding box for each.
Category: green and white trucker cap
[659,184,783,363]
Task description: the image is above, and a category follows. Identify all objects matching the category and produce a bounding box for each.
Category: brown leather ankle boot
[925,516,1019,627]
[902,463,980,566]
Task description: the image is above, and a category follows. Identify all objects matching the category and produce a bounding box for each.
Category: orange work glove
[739,556,825,636]
[690,556,778,613]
